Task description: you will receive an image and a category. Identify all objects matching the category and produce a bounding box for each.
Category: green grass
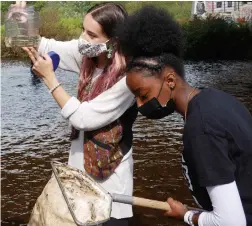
[123,1,192,19]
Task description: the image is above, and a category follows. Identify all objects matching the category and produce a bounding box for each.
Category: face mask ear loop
[157,76,174,107]
[157,77,165,99]
[158,77,174,107]
[166,89,174,105]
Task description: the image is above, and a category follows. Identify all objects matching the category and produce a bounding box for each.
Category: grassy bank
[1,1,252,60]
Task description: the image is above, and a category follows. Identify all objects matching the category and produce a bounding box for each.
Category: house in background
[191,1,252,21]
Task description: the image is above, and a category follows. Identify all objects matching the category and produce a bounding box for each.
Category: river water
[1,60,252,226]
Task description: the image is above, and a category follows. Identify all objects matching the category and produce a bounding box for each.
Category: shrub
[182,16,252,60]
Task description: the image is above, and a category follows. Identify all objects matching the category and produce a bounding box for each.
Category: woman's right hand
[10,0,26,9]
[8,1,27,22]
[22,47,56,82]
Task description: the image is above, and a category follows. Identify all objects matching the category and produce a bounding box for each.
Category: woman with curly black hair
[117,6,252,226]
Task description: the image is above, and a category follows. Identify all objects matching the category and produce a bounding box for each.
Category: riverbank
[182,16,252,60]
[1,1,252,60]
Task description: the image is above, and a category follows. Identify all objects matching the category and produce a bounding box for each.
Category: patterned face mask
[78,38,110,58]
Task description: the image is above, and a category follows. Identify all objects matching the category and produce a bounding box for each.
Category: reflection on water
[1,60,252,226]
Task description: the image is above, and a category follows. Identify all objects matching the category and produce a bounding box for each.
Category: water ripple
[1,59,252,226]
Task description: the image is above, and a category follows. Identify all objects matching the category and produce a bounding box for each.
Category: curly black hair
[116,5,183,58]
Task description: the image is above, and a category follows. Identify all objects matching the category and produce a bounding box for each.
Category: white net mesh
[28,162,112,226]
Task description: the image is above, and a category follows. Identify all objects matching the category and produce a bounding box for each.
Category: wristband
[184,211,191,225]
[49,83,61,94]
[184,210,199,226]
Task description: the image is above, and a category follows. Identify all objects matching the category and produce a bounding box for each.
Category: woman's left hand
[22,47,56,84]
[164,198,188,220]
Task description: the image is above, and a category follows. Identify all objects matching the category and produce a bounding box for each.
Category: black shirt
[182,88,252,225]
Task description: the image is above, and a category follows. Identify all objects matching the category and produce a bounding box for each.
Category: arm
[61,76,136,131]
[38,37,82,73]
[166,131,246,225]
[187,133,246,226]
[14,0,82,73]
[165,181,246,226]
[195,181,246,226]
[22,48,135,131]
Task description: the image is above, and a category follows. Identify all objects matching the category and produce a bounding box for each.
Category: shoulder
[110,75,130,93]
[185,88,239,138]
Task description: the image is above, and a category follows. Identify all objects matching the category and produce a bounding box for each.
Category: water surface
[1,60,252,226]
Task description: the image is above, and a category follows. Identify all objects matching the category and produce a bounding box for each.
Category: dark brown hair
[87,3,128,38]
[79,2,128,102]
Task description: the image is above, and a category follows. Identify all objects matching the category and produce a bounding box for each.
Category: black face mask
[138,98,176,119]
[138,80,176,119]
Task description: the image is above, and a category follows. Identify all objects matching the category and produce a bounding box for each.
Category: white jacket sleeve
[60,77,136,131]
[198,181,246,226]
[38,37,82,73]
